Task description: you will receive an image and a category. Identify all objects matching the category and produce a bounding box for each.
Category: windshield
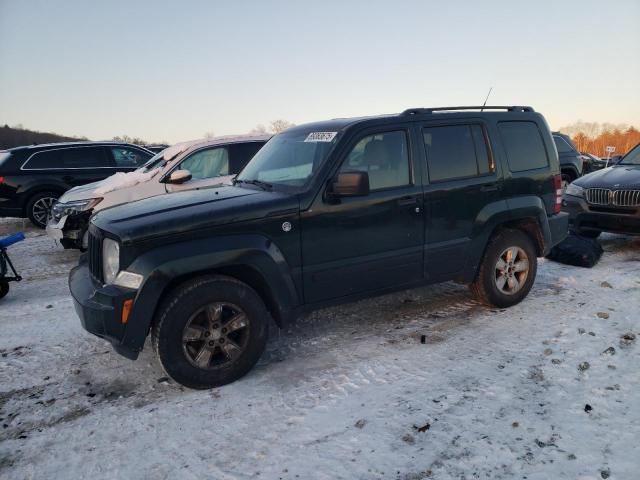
[619,144,640,165]
[236,129,339,190]
[139,151,168,172]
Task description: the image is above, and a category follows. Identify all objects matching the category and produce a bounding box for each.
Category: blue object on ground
[0,232,26,248]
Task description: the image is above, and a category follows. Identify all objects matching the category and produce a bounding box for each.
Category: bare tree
[112,135,147,145]
[249,120,295,135]
[203,131,216,139]
[250,124,269,135]
[269,119,295,133]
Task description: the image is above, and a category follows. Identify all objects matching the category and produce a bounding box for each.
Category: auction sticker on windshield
[304,132,338,142]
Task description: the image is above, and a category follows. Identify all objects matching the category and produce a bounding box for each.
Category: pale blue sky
[1,0,638,143]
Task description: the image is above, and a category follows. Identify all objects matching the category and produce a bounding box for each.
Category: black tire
[561,173,573,192]
[471,229,538,308]
[578,229,601,239]
[0,282,9,299]
[26,191,60,228]
[151,275,269,389]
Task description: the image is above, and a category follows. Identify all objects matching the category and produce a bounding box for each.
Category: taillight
[0,176,4,184]
[553,174,562,214]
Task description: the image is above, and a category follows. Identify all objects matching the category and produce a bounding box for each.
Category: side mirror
[168,169,192,184]
[329,171,370,198]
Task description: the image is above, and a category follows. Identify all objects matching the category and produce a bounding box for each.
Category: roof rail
[401,106,535,115]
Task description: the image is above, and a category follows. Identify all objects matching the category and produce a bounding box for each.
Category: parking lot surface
[1,218,638,480]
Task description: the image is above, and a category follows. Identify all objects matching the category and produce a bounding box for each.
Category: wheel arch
[22,185,66,215]
[119,234,301,354]
[463,197,550,283]
[560,165,579,181]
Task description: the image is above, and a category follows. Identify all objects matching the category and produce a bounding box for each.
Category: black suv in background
[563,143,640,237]
[70,106,568,389]
[0,142,153,227]
[552,132,584,186]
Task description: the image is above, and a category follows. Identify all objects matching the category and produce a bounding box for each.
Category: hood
[92,185,298,244]
[58,180,107,203]
[58,169,160,203]
[575,165,640,189]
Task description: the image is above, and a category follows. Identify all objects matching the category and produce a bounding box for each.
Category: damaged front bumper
[46,211,91,250]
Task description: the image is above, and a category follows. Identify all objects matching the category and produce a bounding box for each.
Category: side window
[498,121,549,172]
[553,136,574,153]
[23,150,64,169]
[178,147,229,180]
[111,147,151,167]
[423,124,493,182]
[229,142,265,174]
[340,131,410,191]
[61,147,110,168]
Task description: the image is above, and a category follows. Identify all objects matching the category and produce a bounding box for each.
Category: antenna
[481,87,493,111]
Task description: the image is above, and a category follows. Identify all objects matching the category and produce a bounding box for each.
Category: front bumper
[69,258,140,359]
[46,215,67,240]
[562,195,640,235]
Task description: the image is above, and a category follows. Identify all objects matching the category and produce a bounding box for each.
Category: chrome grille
[614,189,640,207]
[585,188,610,205]
[88,232,103,282]
[586,188,640,207]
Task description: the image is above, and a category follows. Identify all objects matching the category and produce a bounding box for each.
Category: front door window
[178,147,229,180]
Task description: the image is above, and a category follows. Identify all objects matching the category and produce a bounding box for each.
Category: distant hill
[0,125,88,149]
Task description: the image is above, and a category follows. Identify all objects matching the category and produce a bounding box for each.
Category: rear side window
[553,135,574,153]
[422,124,493,182]
[229,142,265,174]
[22,150,64,169]
[61,147,110,168]
[498,122,549,172]
[25,147,110,169]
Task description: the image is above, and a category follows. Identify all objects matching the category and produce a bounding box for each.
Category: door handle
[480,183,499,192]
[397,196,418,206]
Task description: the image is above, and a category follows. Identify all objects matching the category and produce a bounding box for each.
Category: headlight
[565,184,584,198]
[102,238,120,284]
[54,198,102,217]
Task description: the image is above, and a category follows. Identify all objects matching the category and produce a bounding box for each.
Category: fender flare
[120,234,300,353]
[462,196,550,282]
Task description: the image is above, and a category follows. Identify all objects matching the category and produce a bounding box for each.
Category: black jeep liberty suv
[70,106,568,389]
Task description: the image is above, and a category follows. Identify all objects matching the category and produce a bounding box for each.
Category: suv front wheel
[471,229,538,308]
[152,275,269,389]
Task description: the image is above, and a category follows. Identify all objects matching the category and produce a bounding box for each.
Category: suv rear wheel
[471,229,538,308]
[151,275,269,389]
[26,191,60,228]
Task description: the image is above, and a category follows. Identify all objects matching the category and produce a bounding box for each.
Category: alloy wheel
[494,246,529,295]
[32,197,57,226]
[182,302,250,370]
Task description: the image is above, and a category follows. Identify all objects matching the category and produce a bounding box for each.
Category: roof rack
[401,106,534,115]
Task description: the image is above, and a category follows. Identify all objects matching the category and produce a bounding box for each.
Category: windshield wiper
[234,179,273,191]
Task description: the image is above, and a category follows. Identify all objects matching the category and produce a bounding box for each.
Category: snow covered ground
[0,217,638,480]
